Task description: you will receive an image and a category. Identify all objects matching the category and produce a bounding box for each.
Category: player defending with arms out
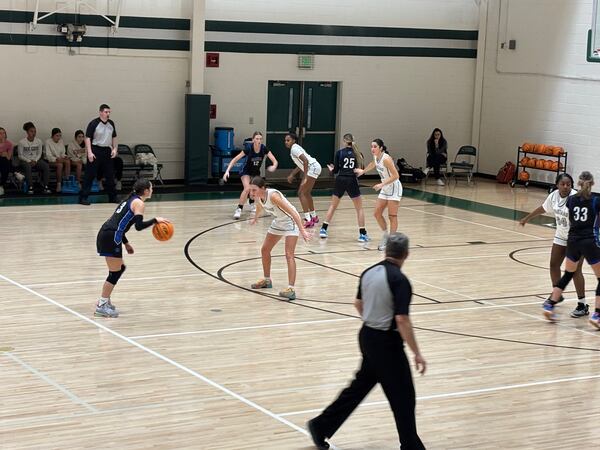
[543,171,600,328]
[94,178,170,318]
[249,176,311,301]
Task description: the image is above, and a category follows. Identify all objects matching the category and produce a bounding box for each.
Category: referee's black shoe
[307,419,329,449]
[78,197,91,206]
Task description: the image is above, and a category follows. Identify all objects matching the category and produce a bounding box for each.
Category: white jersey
[375,153,403,201]
[290,143,318,170]
[260,188,299,235]
[542,188,577,243]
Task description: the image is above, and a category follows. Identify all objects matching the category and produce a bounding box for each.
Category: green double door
[266,81,338,170]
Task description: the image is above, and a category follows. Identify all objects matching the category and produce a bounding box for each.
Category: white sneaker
[14,172,24,182]
[249,203,256,212]
[233,207,242,219]
[423,168,430,176]
[377,232,389,251]
[436,178,445,186]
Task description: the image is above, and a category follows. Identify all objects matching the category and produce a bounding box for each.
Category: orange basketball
[534,144,546,154]
[152,222,174,241]
[543,160,554,170]
[522,142,534,152]
[518,171,530,182]
[555,146,565,156]
[520,157,530,166]
[535,159,545,169]
[543,146,554,155]
[551,161,559,171]
[527,158,537,168]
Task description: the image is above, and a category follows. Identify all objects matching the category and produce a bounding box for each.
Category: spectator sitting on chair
[0,127,13,197]
[45,128,71,193]
[18,122,50,194]
[67,129,87,185]
[426,128,448,186]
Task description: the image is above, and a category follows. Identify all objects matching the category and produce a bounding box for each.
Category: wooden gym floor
[1,179,599,449]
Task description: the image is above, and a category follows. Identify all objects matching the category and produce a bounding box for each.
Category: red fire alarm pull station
[210,104,217,119]
[206,53,219,67]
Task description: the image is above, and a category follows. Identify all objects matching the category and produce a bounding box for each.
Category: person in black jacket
[426,128,447,186]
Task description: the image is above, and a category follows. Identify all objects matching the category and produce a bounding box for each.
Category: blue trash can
[214,127,234,154]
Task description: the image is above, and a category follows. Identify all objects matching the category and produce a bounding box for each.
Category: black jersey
[241,143,269,176]
[100,194,140,244]
[332,147,360,177]
[567,194,600,241]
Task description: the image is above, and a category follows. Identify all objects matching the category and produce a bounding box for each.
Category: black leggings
[427,153,447,179]
[0,156,10,186]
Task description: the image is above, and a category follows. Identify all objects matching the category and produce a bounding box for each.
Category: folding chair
[450,145,477,184]
[133,144,164,184]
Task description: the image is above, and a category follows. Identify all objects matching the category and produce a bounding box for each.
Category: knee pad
[555,271,575,290]
[596,278,600,297]
[106,265,126,285]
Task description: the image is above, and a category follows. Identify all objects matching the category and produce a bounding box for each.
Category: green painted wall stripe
[205,20,478,40]
[0,33,189,51]
[0,10,190,30]
[205,41,477,58]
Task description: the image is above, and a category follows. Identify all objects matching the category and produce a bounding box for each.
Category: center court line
[3,352,98,413]
[130,317,356,340]
[0,272,339,449]
[278,372,600,417]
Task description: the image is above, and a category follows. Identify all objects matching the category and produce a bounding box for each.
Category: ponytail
[576,171,594,199]
[343,133,363,168]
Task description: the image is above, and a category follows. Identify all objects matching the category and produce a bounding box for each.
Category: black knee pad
[596,278,600,297]
[555,271,575,290]
[248,198,255,204]
[106,265,126,285]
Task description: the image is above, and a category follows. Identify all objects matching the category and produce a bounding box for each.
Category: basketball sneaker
[377,232,389,251]
[233,207,242,220]
[107,298,116,311]
[436,178,445,186]
[319,228,328,239]
[358,233,370,242]
[311,215,319,225]
[279,287,296,301]
[249,203,256,213]
[542,300,557,322]
[307,419,330,450]
[571,303,589,318]
[251,278,272,289]
[303,218,315,228]
[94,303,119,318]
[590,312,600,329]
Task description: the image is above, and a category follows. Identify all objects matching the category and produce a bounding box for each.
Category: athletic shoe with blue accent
[570,303,589,318]
[279,287,296,301]
[589,312,600,329]
[542,300,557,322]
[358,233,370,242]
[319,228,328,239]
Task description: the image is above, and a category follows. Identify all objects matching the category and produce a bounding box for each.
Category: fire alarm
[206,53,220,68]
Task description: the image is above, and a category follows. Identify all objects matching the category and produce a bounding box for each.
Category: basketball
[535,159,545,169]
[534,143,546,154]
[518,171,530,181]
[527,157,537,168]
[543,160,554,170]
[152,222,174,241]
[522,142,534,152]
[551,161,559,171]
[520,157,530,166]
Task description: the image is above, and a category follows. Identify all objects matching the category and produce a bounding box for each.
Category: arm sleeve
[132,214,157,231]
[122,234,129,244]
[85,120,97,140]
[33,141,43,161]
[388,269,412,315]
[109,120,117,137]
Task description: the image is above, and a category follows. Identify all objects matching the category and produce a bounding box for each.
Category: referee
[307,232,426,450]
[79,104,119,205]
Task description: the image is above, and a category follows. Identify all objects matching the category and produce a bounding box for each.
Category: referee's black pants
[312,325,425,449]
[80,145,117,202]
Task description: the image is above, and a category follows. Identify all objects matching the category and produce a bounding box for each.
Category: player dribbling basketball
[94,178,170,318]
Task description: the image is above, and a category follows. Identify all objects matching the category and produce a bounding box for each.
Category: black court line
[295,256,441,304]
[509,246,596,276]
[184,222,600,353]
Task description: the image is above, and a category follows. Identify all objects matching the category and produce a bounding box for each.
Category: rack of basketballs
[510,142,568,191]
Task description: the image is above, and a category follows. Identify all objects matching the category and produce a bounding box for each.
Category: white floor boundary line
[4,352,98,413]
[278,372,600,417]
[130,318,356,339]
[403,206,546,240]
[25,273,206,288]
[0,273,336,448]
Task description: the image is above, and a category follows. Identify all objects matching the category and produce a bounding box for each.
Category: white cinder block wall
[477,0,600,185]
[204,0,480,169]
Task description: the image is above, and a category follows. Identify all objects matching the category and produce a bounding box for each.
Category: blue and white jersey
[100,195,139,244]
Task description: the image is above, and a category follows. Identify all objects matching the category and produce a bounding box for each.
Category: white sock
[309,210,316,218]
[304,212,311,221]
[288,285,295,289]
[98,297,109,306]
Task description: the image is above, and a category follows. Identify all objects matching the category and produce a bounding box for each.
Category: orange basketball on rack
[522,142,534,152]
[535,159,545,169]
[152,222,174,241]
[551,161,559,171]
[518,171,530,182]
[527,158,537,168]
[556,147,565,156]
[558,161,564,170]
[534,144,546,154]
[520,157,530,166]
[544,146,554,155]
[543,160,554,170]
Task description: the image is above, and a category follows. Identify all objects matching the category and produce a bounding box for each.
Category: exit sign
[297,54,314,70]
